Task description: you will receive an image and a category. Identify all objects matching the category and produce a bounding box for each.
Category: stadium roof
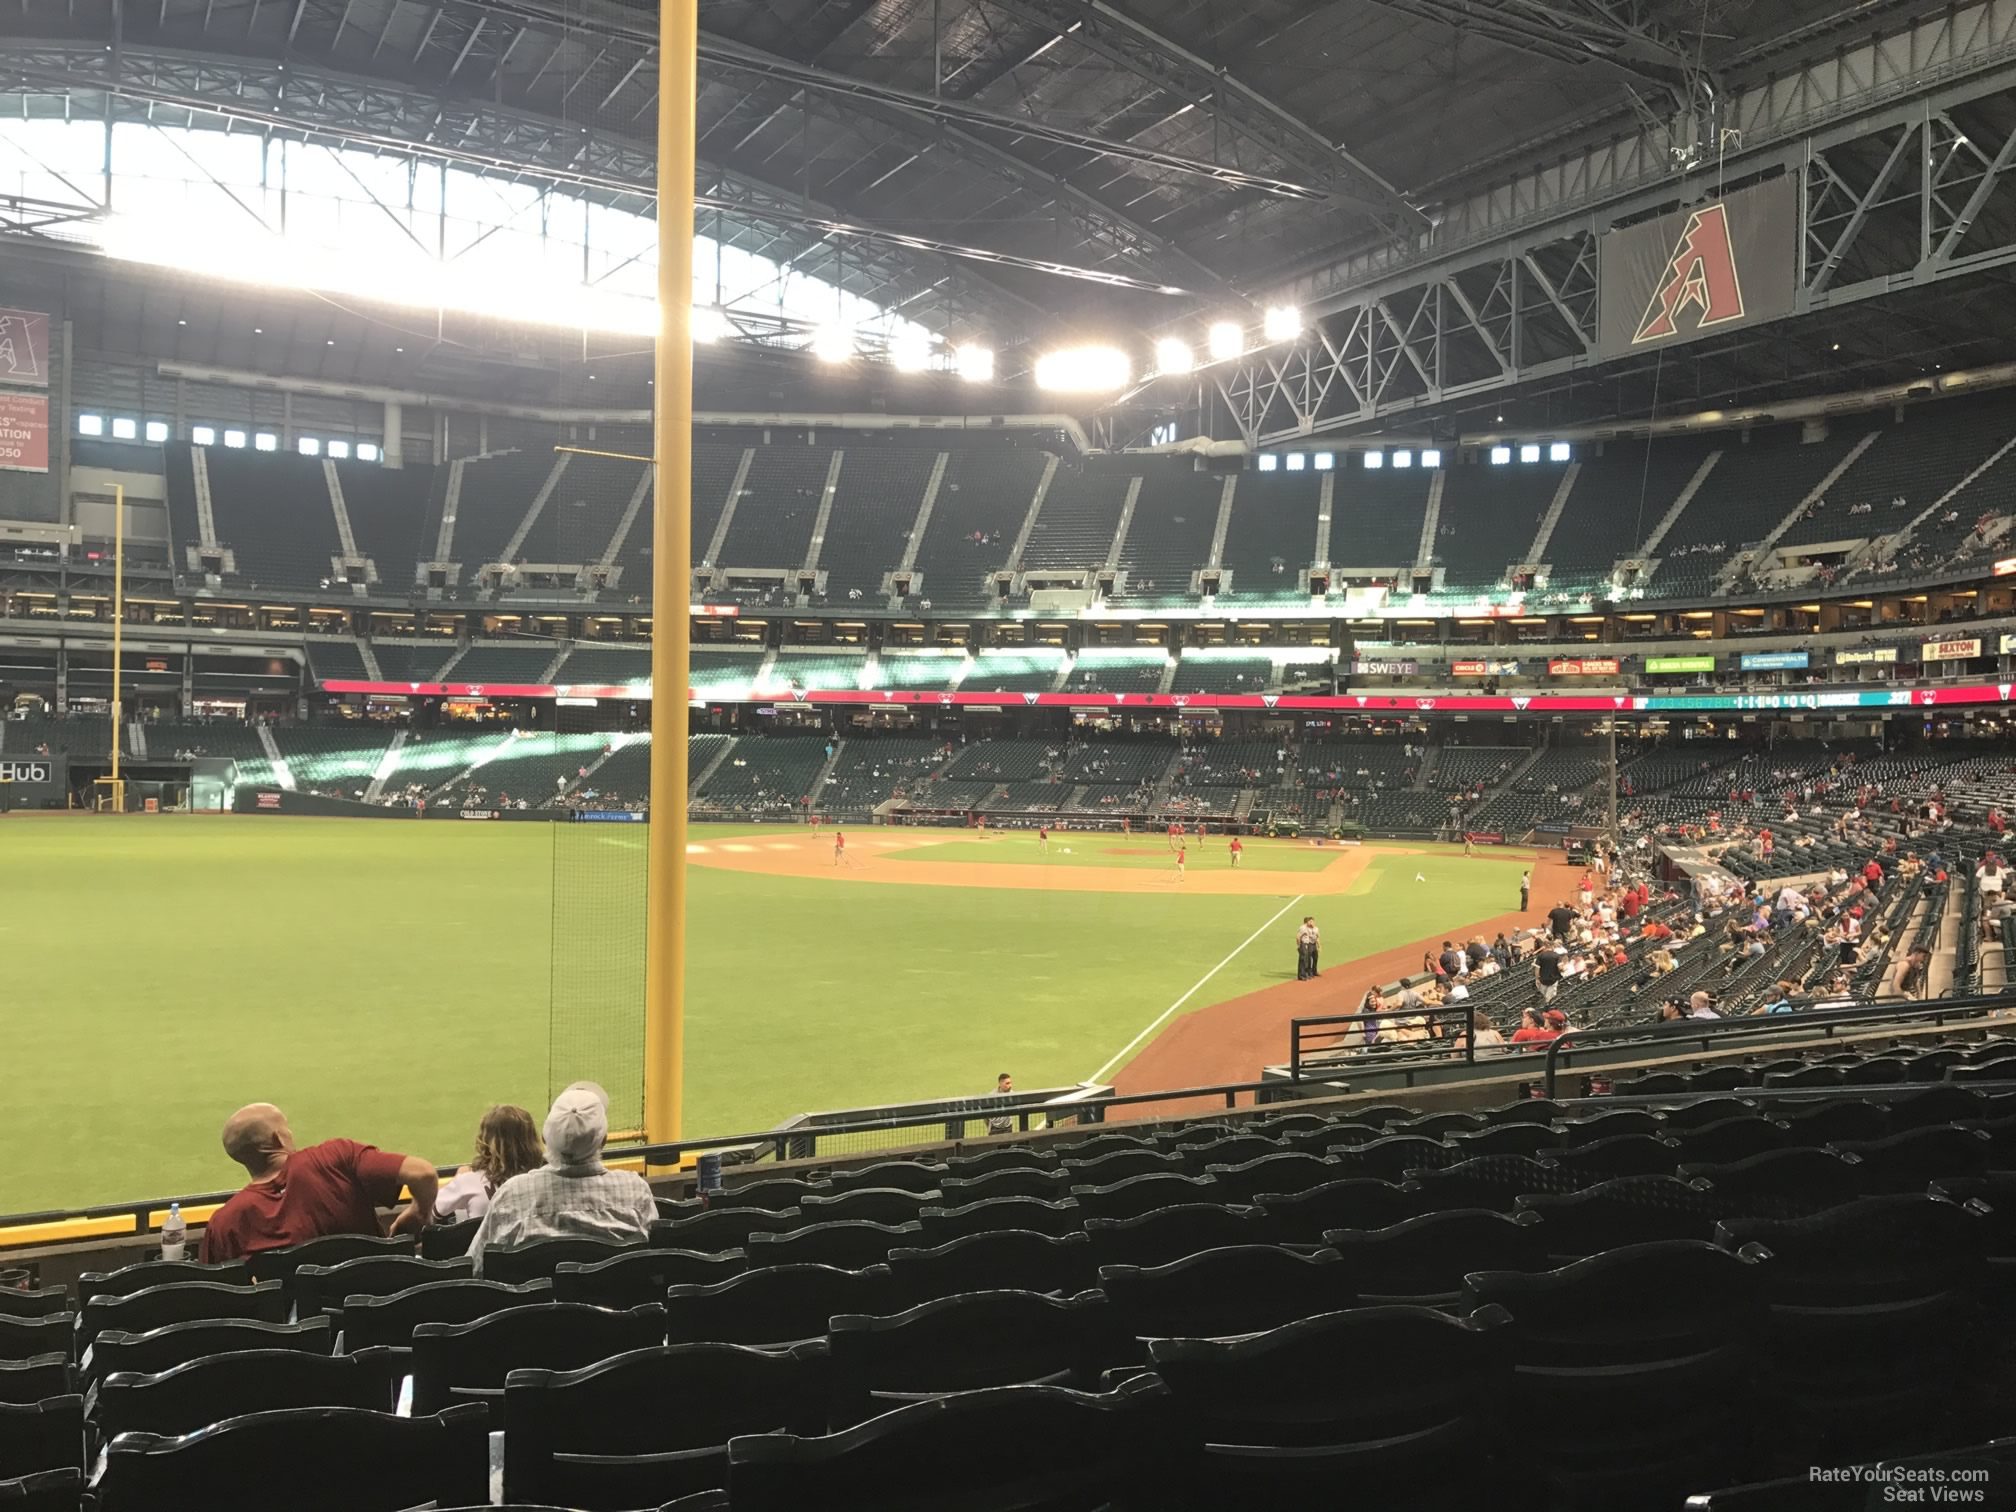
[6,0,2016,431]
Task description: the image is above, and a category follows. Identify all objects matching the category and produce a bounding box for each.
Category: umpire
[1296,916,1321,980]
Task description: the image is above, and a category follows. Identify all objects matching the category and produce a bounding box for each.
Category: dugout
[63,758,192,812]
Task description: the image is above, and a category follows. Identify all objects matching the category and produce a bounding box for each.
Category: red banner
[1549,657,1621,675]
[0,392,49,473]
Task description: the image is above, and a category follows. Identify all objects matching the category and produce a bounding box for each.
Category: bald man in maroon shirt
[200,1103,438,1262]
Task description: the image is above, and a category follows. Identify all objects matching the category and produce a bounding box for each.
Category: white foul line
[1090,892,1306,1084]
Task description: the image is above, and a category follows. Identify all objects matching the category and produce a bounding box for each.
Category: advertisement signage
[1835,647,1898,665]
[1549,657,1621,676]
[1922,638,1983,661]
[0,392,49,473]
[2002,634,2016,655]
[0,309,50,386]
[1452,659,1521,676]
[1739,650,1810,671]
[1645,655,1715,673]
[1351,659,1419,676]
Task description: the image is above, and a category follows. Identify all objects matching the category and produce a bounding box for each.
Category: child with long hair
[435,1105,544,1220]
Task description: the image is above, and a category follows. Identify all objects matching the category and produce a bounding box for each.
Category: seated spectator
[468,1082,657,1274]
[436,1105,544,1221]
[1509,1007,1559,1046]
[202,1104,438,1263]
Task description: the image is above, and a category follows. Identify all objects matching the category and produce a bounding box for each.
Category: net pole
[643,0,698,1157]
[111,482,124,795]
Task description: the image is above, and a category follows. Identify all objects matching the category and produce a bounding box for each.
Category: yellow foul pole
[643,0,697,1155]
[110,483,124,797]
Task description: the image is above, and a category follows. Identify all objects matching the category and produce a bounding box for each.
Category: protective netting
[549,820,648,1135]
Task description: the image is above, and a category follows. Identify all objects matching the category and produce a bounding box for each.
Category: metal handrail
[0,1077,1289,1244]
[1289,1004,1481,1079]
[1537,993,2013,1096]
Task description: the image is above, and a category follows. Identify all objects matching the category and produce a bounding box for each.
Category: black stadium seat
[0,1322,68,1368]
[826,1290,1128,1423]
[87,1317,331,1383]
[335,1278,554,1350]
[0,1363,69,1410]
[410,1302,668,1415]
[665,1265,893,1348]
[292,1254,473,1316]
[482,1237,640,1285]
[725,1379,1174,1512]
[75,1260,251,1301]
[1098,1246,1344,1339]
[916,1196,1083,1242]
[1082,1204,1264,1270]
[1319,1210,1548,1305]
[0,1466,85,1512]
[1253,1177,1425,1244]
[743,1220,924,1270]
[550,1247,746,1309]
[94,1404,490,1512]
[77,1280,286,1347]
[885,1231,1097,1305]
[0,1297,62,1325]
[937,1167,1072,1203]
[95,1347,405,1438]
[501,1342,830,1507]
[0,1396,83,1482]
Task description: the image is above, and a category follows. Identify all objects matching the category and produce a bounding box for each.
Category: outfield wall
[232,786,629,822]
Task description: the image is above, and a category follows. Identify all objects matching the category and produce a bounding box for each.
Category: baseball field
[5,814,1558,1214]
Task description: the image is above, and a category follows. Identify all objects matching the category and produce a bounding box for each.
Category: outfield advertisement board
[1452,659,1521,675]
[1922,638,1984,661]
[1645,655,1715,672]
[1835,647,1899,664]
[1738,650,1810,671]
[1548,658,1621,675]
[317,681,2016,714]
[0,755,63,809]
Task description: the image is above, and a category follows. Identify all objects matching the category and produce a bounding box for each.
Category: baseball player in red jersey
[1174,844,1187,882]
[1168,821,1182,852]
[833,830,845,866]
[1229,835,1243,868]
[1038,824,1049,854]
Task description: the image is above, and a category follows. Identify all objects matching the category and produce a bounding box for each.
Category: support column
[644,0,698,1156]
[383,399,405,469]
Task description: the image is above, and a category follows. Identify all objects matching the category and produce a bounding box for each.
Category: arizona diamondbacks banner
[1598,177,1798,359]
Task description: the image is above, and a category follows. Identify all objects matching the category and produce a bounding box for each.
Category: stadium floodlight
[144,420,168,443]
[192,425,215,446]
[1519,443,1541,463]
[1154,338,1195,377]
[691,306,731,344]
[811,325,855,363]
[1549,441,1572,462]
[1490,445,1511,465]
[1263,305,1302,342]
[1313,452,1334,470]
[1207,321,1244,361]
[1363,450,1383,469]
[1034,346,1132,393]
[1422,448,1442,468]
[1393,449,1413,468]
[956,344,995,382]
[890,333,933,373]
[298,437,321,456]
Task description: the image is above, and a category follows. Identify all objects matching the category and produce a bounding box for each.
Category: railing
[1536,993,2012,1096]
[1289,1004,1481,1080]
[0,1077,1293,1248]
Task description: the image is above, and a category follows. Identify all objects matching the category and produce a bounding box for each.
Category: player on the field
[1168,821,1182,852]
[1229,835,1244,868]
[1038,824,1049,854]
[833,830,846,866]
[1175,843,1187,882]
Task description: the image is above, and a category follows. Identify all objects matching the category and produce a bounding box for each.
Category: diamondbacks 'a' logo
[1261,695,1279,708]
[0,312,44,383]
[1022,693,1040,705]
[1511,696,1531,711]
[1633,203,1746,345]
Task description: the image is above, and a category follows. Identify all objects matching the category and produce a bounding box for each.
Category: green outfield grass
[6,816,1525,1215]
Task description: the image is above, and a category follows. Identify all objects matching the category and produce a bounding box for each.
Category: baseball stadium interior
[14,0,2016,1501]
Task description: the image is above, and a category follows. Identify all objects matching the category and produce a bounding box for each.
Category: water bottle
[160,1202,186,1262]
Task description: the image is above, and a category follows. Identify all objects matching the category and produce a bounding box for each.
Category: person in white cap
[466,1080,656,1274]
